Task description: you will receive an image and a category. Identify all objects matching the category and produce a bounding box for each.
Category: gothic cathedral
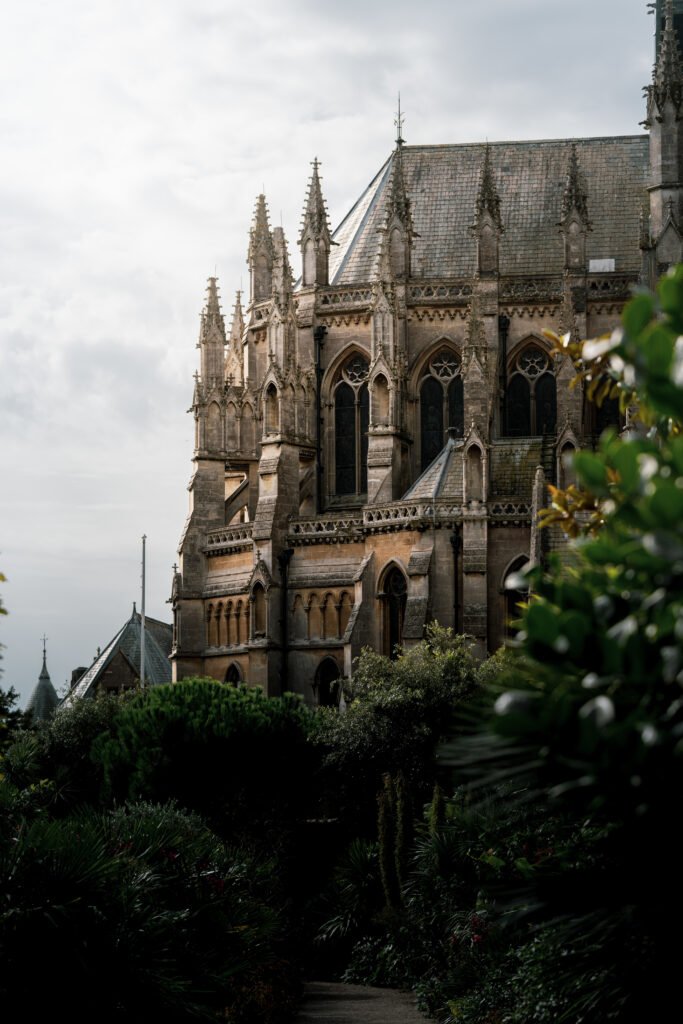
[171,3,683,700]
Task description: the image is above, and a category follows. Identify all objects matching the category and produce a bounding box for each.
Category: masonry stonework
[171,5,683,701]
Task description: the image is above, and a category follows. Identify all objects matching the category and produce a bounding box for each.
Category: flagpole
[141,534,146,685]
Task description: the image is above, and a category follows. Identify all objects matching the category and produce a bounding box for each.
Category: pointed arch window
[506,346,556,437]
[419,348,463,470]
[382,566,407,659]
[334,354,369,496]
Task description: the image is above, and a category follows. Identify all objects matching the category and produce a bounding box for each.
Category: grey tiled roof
[402,436,464,501]
[329,136,649,283]
[66,609,172,703]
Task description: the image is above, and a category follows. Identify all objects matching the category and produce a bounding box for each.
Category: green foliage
[0,686,29,755]
[0,799,300,1023]
[93,679,319,837]
[315,624,477,830]
[29,690,126,810]
[439,268,683,1021]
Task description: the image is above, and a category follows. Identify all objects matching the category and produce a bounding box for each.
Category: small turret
[559,143,591,270]
[248,194,274,303]
[471,144,504,276]
[197,277,227,386]
[299,158,332,287]
[26,637,59,722]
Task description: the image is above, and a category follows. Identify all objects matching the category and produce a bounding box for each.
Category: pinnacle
[653,0,683,112]
[229,290,244,340]
[199,276,226,345]
[474,144,503,232]
[300,157,330,242]
[561,143,590,226]
[388,143,412,230]
[249,193,274,261]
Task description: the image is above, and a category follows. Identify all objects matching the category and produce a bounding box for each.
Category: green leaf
[573,452,609,494]
[612,444,640,493]
[526,602,559,645]
[623,292,655,337]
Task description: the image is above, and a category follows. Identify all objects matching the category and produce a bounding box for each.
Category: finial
[41,633,47,658]
[394,92,405,147]
[172,562,178,574]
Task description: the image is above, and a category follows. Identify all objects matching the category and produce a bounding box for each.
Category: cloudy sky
[1,0,655,703]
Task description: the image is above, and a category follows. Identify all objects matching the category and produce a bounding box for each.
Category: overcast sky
[0,0,655,703]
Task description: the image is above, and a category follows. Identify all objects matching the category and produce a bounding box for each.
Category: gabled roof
[402,435,464,501]
[67,608,172,703]
[328,136,648,284]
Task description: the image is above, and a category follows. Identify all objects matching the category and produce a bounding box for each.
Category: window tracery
[506,345,556,437]
[419,348,463,470]
[334,354,370,496]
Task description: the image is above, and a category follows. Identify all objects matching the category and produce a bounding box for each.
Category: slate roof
[67,608,172,703]
[328,136,649,284]
[26,654,59,721]
[402,435,464,501]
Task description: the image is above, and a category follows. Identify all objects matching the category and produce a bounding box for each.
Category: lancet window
[334,354,370,496]
[506,346,556,437]
[382,566,408,659]
[419,348,464,471]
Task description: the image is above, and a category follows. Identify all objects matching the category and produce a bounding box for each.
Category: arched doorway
[225,663,242,686]
[315,658,341,707]
[503,557,529,637]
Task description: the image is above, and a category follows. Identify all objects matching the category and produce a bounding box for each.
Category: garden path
[296,981,427,1023]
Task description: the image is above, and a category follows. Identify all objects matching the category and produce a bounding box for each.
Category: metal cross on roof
[394,93,405,147]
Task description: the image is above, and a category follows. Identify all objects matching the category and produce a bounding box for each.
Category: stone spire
[472,144,503,276]
[198,277,226,385]
[561,143,590,226]
[652,0,683,116]
[300,158,331,286]
[559,144,591,269]
[228,290,244,345]
[300,158,331,243]
[26,637,59,722]
[225,291,244,385]
[248,194,274,302]
[388,139,413,232]
[474,144,503,233]
[272,227,293,302]
[379,99,414,280]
